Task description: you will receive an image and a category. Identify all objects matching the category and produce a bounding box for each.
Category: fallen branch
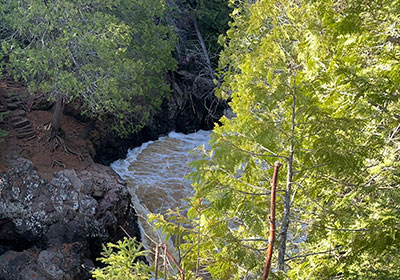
[192,16,215,80]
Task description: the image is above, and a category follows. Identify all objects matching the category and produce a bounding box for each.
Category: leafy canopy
[0,0,176,134]
[151,0,400,279]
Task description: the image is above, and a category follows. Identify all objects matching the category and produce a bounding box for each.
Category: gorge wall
[0,158,140,280]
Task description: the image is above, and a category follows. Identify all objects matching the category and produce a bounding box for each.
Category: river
[111,130,211,250]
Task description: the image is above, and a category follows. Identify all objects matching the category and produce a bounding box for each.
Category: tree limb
[262,161,282,280]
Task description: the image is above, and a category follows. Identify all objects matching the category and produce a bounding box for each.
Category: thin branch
[163,244,167,280]
[216,185,285,199]
[226,138,287,160]
[154,244,160,280]
[240,238,268,242]
[262,161,282,280]
[292,182,325,211]
[165,245,185,280]
[119,225,132,238]
[216,167,269,192]
[285,247,341,262]
[324,227,367,232]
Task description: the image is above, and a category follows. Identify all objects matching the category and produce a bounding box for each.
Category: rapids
[111,130,211,249]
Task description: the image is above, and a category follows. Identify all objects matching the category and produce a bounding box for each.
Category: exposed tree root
[52,160,65,168]
[46,128,84,161]
[55,135,84,161]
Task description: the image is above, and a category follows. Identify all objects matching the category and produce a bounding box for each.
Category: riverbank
[0,80,144,279]
[0,71,221,279]
[0,80,94,176]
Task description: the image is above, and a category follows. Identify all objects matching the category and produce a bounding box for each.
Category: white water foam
[111,130,211,255]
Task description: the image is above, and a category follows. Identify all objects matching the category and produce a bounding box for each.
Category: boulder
[0,157,140,280]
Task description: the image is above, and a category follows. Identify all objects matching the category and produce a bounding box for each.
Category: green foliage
[153,0,400,279]
[1,0,176,135]
[192,0,231,66]
[285,1,400,278]
[92,237,150,280]
[149,204,206,279]
[172,0,231,67]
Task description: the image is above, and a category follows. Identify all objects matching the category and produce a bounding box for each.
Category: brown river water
[111,130,211,251]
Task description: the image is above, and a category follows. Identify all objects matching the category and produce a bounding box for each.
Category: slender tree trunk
[164,247,185,280]
[155,244,160,280]
[51,93,64,133]
[278,148,293,270]
[192,16,215,80]
[262,161,282,280]
[163,244,167,280]
[195,219,201,277]
[278,77,297,271]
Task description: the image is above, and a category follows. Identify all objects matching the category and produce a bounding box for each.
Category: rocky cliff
[0,157,140,280]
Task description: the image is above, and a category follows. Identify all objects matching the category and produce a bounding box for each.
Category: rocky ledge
[0,157,140,280]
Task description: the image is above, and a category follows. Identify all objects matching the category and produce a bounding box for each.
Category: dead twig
[119,225,132,238]
[285,247,342,262]
[163,244,167,280]
[154,243,185,280]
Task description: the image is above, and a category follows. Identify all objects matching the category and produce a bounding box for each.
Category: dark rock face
[0,157,140,280]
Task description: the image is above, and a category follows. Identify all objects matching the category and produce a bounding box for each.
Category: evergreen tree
[0,0,176,135]
[92,237,151,280]
[152,0,400,278]
[287,0,400,278]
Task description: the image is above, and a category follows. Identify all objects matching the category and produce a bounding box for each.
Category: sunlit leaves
[158,0,400,279]
[92,237,151,280]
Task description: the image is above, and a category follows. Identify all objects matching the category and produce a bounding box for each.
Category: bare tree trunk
[163,244,167,280]
[278,148,293,270]
[155,244,160,280]
[192,16,215,80]
[262,161,282,280]
[278,77,297,271]
[51,93,64,133]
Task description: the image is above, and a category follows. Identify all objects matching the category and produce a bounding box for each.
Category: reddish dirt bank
[0,80,141,280]
[0,79,94,178]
